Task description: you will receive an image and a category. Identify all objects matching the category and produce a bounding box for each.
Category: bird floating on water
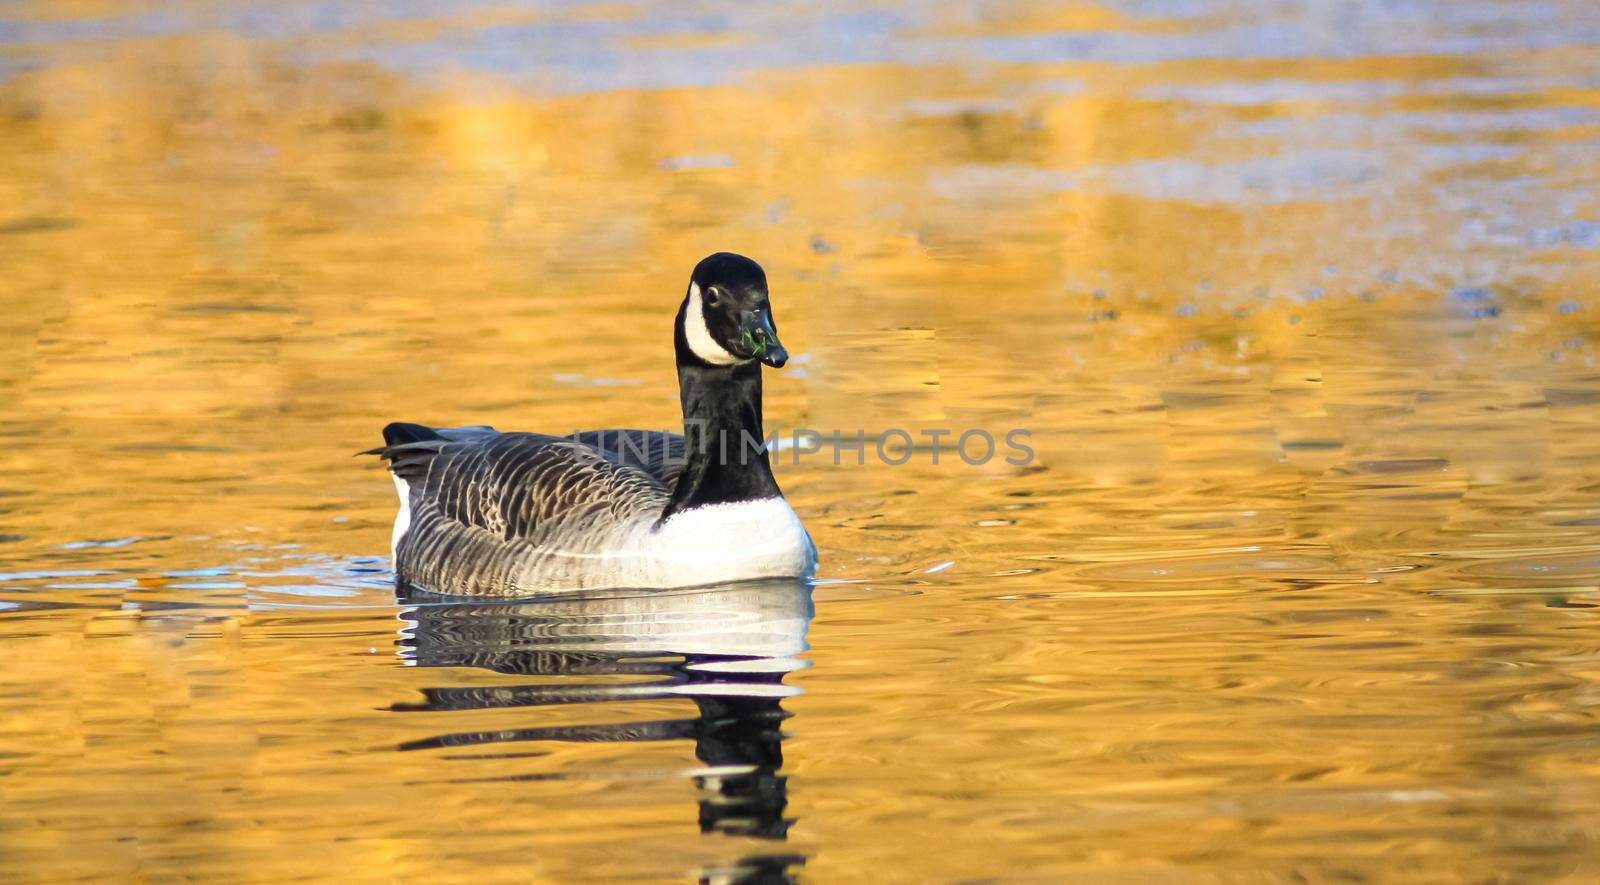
[366,252,816,596]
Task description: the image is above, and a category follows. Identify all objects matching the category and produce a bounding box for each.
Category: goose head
[678,252,789,369]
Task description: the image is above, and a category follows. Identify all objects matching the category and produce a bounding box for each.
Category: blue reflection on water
[3,2,1598,93]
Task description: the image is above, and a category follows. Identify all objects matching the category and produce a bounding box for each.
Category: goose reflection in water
[390,579,813,849]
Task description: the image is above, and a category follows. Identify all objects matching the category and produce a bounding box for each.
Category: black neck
[663,304,782,520]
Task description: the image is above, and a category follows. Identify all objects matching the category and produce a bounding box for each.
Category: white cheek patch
[683,282,747,366]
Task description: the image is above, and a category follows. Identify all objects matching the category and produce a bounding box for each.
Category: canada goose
[366,253,816,596]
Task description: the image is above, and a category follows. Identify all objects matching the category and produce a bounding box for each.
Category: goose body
[368,254,816,596]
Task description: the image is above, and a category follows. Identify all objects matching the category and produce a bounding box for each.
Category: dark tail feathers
[383,422,443,446]
[359,422,444,458]
[361,422,449,481]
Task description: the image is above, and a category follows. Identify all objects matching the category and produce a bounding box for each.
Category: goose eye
[704,286,721,307]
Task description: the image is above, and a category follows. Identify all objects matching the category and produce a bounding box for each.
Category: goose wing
[378,430,669,543]
[566,429,686,487]
[369,427,671,593]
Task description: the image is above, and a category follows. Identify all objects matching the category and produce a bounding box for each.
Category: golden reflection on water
[2,1,1600,880]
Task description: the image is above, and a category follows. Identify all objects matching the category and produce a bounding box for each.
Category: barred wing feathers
[371,430,671,594]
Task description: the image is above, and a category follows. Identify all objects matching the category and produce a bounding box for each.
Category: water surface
[2,1,1599,880]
